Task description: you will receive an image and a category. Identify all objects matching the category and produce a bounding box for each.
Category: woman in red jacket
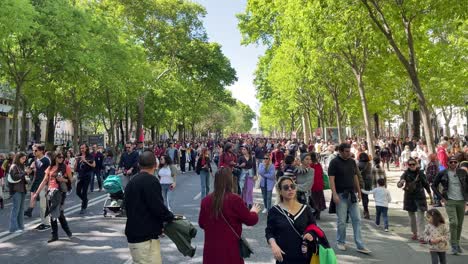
[199,167,260,264]
[309,152,326,220]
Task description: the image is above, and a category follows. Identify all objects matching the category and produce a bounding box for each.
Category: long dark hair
[13,152,27,168]
[159,154,172,168]
[212,167,233,218]
[50,152,67,174]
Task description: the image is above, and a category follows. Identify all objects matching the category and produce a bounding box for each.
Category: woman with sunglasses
[266,176,317,263]
[397,157,432,243]
[34,152,73,243]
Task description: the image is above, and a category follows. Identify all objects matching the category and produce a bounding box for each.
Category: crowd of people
[0,134,467,264]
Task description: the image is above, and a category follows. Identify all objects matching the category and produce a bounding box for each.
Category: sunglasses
[408,163,417,166]
[449,161,458,164]
[57,156,64,159]
[281,183,297,191]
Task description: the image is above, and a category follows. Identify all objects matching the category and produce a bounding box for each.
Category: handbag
[323,172,330,190]
[310,253,319,264]
[403,172,420,193]
[221,213,253,258]
[319,244,337,264]
[7,165,22,184]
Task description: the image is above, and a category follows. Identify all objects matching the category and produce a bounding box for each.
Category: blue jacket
[259,163,276,191]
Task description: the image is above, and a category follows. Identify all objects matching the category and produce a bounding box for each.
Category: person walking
[198,167,260,264]
[270,144,285,180]
[24,144,51,231]
[426,154,441,206]
[90,145,104,192]
[358,153,373,220]
[397,157,432,243]
[75,144,96,215]
[219,143,239,192]
[196,148,213,199]
[238,146,256,208]
[8,152,28,233]
[258,154,275,213]
[310,152,326,220]
[432,156,468,255]
[329,143,371,254]
[423,209,449,264]
[361,178,392,232]
[265,176,317,263]
[156,155,177,211]
[179,144,187,174]
[295,153,314,205]
[125,151,174,264]
[33,152,73,242]
[372,157,387,188]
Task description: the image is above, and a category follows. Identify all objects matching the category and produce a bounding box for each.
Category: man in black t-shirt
[24,144,51,231]
[328,143,371,254]
[75,144,96,214]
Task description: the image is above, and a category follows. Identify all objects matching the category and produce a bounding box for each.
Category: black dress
[266,204,316,264]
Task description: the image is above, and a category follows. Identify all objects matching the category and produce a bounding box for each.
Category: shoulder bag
[403,172,420,193]
[7,165,22,184]
[221,213,253,258]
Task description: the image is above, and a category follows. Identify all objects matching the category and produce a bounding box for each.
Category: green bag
[319,245,337,264]
[323,172,330,190]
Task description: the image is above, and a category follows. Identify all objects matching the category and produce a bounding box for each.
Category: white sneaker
[262,209,268,214]
[357,248,372,254]
[337,243,346,251]
[14,229,24,234]
[384,228,389,232]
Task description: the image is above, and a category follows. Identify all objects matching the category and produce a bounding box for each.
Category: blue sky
[193,0,265,119]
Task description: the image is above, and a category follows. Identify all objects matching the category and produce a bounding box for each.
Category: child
[423,209,449,264]
[361,178,392,231]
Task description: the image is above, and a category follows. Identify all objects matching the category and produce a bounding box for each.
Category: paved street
[0,165,467,264]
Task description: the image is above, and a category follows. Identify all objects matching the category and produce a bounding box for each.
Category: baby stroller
[102,174,125,217]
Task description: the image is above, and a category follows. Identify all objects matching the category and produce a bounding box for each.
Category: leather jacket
[432,168,468,201]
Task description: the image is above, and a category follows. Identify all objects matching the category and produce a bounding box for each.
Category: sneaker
[357,248,372,254]
[37,225,51,232]
[452,245,459,255]
[34,224,45,230]
[457,245,463,254]
[411,234,418,240]
[15,229,25,234]
[79,209,86,215]
[337,243,346,251]
[47,237,58,243]
[262,208,268,214]
[384,228,389,232]
[66,231,73,239]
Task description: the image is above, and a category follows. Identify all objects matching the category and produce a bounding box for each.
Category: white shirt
[158,166,173,184]
[362,187,392,207]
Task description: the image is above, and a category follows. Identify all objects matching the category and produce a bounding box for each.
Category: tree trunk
[45,113,55,150]
[119,119,125,145]
[331,93,343,143]
[354,73,374,156]
[20,98,29,150]
[136,95,144,143]
[125,106,129,141]
[302,112,311,143]
[441,106,453,137]
[11,82,23,150]
[33,113,41,143]
[373,113,380,138]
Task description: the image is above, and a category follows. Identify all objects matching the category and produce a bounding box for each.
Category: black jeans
[362,193,369,213]
[430,251,446,264]
[76,172,92,209]
[90,169,103,191]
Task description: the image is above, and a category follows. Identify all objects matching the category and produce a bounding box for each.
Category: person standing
[179,144,187,174]
[423,209,449,264]
[8,152,28,233]
[437,141,449,170]
[259,155,275,213]
[329,143,371,254]
[219,143,238,191]
[432,156,468,255]
[75,144,96,215]
[358,153,373,220]
[361,178,392,232]
[125,151,174,264]
[34,152,73,242]
[196,148,213,199]
[198,167,260,264]
[24,144,51,231]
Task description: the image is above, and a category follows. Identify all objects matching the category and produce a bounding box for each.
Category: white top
[158,166,173,184]
[361,187,392,207]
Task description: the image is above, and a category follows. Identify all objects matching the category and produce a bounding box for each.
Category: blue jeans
[239,169,253,194]
[161,184,173,211]
[90,169,103,191]
[9,192,25,232]
[336,192,366,249]
[200,170,210,199]
[261,186,272,210]
[375,206,389,229]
